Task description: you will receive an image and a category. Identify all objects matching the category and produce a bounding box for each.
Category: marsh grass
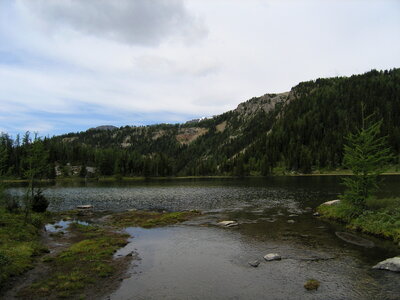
[19,223,129,298]
[109,210,201,228]
[0,208,49,288]
[317,198,400,243]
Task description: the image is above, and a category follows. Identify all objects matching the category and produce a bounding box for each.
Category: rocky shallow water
[7,177,400,299]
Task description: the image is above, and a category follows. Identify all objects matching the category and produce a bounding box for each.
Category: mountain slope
[1,68,399,177]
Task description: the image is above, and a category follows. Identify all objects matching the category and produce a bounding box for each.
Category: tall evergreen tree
[341,109,393,213]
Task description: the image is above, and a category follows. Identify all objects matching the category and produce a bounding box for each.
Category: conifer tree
[342,107,393,213]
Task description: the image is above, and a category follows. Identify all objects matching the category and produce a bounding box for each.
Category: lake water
[7,176,400,299]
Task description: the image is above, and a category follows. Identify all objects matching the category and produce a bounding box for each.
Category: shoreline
[2,171,400,184]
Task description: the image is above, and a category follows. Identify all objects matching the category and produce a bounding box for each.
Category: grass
[0,208,49,288]
[317,198,400,243]
[109,210,201,228]
[19,223,129,299]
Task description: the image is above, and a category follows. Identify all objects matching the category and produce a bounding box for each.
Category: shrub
[31,189,49,213]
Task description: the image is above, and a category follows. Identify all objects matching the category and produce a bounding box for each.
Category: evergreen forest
[1,68,399,179]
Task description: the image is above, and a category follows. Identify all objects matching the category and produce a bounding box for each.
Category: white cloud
[0,0,399,136]
[16,0,207,46]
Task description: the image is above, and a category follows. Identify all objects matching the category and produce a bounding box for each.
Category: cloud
[0,0,399,138]
[18,0,207,46]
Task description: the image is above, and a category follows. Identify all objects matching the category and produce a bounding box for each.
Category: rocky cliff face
[89,125,118,131]
[235,92,290,118]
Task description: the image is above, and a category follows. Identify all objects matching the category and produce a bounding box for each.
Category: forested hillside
[1,68,399,178]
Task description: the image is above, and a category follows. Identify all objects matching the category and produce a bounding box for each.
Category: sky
[0,0,399,137]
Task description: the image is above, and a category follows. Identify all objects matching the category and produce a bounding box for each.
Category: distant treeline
[1,68,399,179]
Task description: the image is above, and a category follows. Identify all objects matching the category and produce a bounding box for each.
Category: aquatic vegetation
[304,279,320,290]
[109,210,201,228]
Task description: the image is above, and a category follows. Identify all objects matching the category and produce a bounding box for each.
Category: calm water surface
[7,176,400,299]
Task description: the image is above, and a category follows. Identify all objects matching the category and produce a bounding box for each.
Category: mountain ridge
[1,68,399,178]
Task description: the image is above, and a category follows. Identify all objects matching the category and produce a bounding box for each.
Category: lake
[7,176,400,299]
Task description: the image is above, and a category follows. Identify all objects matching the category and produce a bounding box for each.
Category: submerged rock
[321,199,341,206]
[304,279,320,290]
[335,231,374,248]
[218,221,238,227]
[248,260,260,267]
[264,253,281,261]
[373,257,400,272]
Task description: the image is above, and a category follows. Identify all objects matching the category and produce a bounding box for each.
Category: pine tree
[342,108,393,213]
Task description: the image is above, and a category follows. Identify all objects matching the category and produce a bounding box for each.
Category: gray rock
[264,253,281,261]
[313,212,320,217]
[287,220,295,224]
[248,260,260,267]
[77,205,93,209]
[373,257,400,272]
[321,199,341,206]
[218,220,238,227]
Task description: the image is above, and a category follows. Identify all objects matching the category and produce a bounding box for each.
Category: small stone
[248,260,260,267]
[287,220,295,224]
[218,221,238,227]
[372,257,400,272]
[313,212,320,217]
[264,253,281,261]
[288,214,298,217]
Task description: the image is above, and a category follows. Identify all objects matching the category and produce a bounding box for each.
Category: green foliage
[31,189,49,213]
[341,109,393,210]
[317,200,400,243]
[349,208,400,242]
[0,208,46,287]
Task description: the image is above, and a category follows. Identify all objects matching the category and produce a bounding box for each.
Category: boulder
[218,221,238,227]
[77,205,93,209]
[248,260,260,267]
[264,253,281,261]
[321,199,341,206]
[372,257,400,272]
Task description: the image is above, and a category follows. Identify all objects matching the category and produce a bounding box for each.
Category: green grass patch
[0,208,49,288]
[20,224,129,298]
[317,199,400,243]
[109,210,200,228]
